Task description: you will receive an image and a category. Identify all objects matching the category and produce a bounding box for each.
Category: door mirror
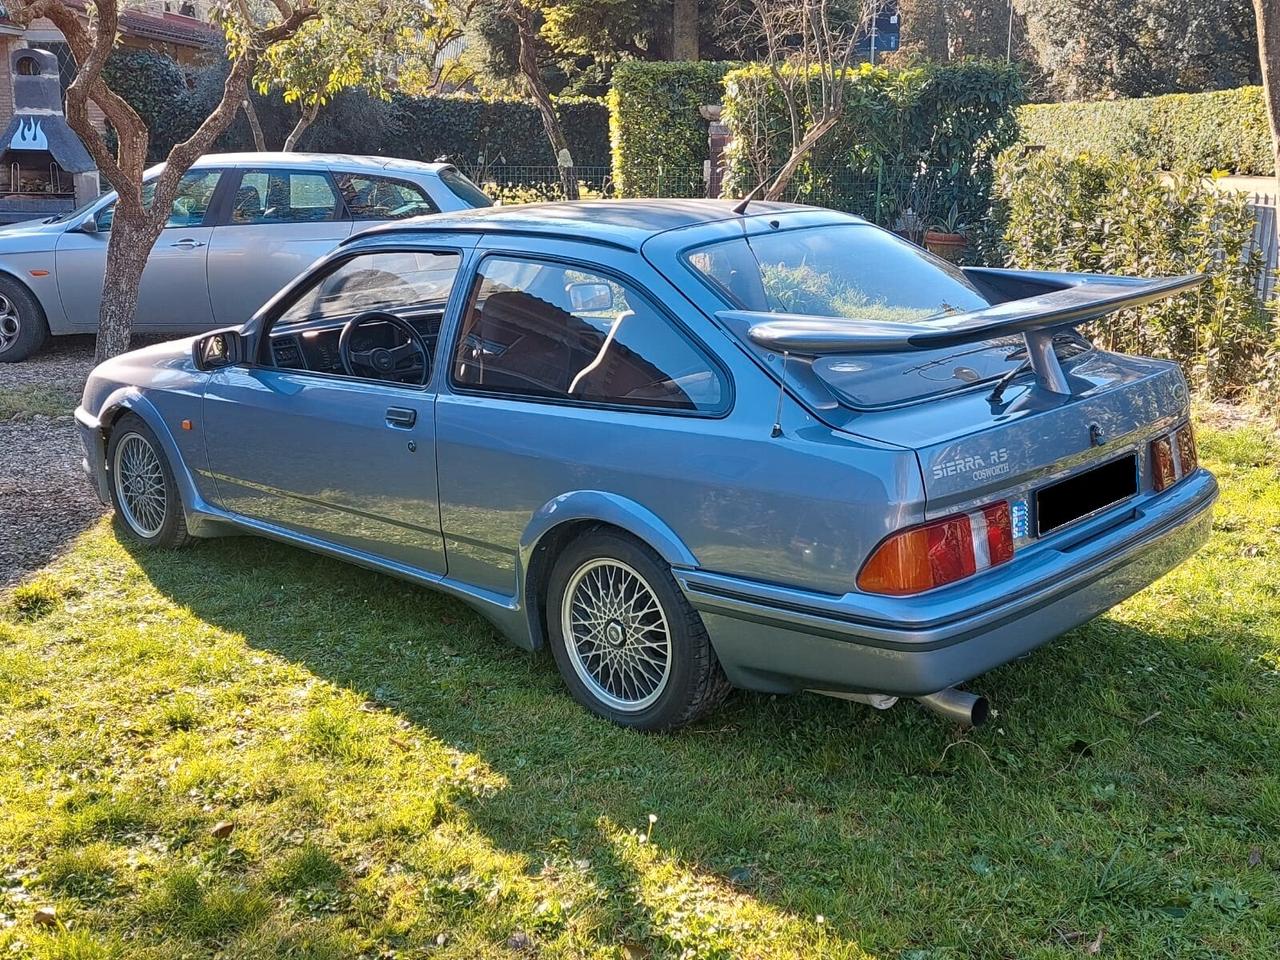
[73,214,97,234]
[193,329,244,370]
[567,281,613,312]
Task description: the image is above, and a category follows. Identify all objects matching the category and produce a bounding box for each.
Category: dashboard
[268,314,442,376]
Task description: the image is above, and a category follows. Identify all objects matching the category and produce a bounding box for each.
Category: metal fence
[1246,192,1279,305]
[468,163,915,228]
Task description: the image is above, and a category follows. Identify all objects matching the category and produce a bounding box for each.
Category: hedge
[608,60,737,198]
[992,149,1267,398]
[721,59,1023,226]
[104,49,611,172]
[1018,87,1274,177]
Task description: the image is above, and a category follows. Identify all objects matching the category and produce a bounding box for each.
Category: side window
[451,256,726,412]
[95,169,223,231]
[230,169,339,225]
[334,173,440,220]
[277,250,461,329]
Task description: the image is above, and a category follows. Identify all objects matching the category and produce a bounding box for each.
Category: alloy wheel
[113,432,167,538]
[560,558,673,712]
[0,294,20,355]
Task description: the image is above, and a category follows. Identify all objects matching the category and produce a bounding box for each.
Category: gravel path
[1,337,106,588]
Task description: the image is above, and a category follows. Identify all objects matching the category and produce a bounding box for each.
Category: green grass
[0,384,79,420]
[1,421,1278,959]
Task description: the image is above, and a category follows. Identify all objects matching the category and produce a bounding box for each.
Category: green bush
[102,50,205,163]
[107,50,610,170]
[721,59,1023,225]
[992,149,1267,398]
[608,60,737,198]
[1018,88,1274,176]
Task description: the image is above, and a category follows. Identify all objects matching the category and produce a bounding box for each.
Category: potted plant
[923,202,968,263]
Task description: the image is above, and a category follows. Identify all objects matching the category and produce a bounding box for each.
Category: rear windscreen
[687,223,1087,407]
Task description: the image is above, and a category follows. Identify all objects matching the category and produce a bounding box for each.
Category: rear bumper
[677,468,1217,697]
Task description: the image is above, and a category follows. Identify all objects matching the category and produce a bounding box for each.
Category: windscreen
[687,223,1087,408]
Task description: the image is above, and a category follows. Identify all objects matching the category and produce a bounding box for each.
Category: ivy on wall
[1017,88,1274,177]
[608,60,737,199]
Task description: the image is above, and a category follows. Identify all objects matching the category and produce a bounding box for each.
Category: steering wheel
[338,310,430,385]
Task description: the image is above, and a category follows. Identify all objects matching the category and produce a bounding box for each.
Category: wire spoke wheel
[113,432,168,538]
[0,294,21,354]
[560,558,672,712]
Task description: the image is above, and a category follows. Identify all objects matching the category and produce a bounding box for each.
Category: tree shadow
[123,532,1280,955]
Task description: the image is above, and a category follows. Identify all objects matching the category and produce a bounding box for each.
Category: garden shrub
[107,50,610,171]
[608,60,737,198]
[992,149,1267,398]
[1018,88,1274,177]
[720,59,1023,225]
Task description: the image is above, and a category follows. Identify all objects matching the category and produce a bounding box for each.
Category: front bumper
[678,468,1218,697]
[75,405,110,505]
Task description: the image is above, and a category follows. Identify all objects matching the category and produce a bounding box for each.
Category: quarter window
[334,173,440,220]
[230,170,339,225]
[451,256,725,412]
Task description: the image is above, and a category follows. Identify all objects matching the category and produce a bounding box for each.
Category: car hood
[0,216,65,251]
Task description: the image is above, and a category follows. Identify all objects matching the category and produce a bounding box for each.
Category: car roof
[347,198,858,250]
[166,153,454,174]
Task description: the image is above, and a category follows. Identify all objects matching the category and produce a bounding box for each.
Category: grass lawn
[0,385,81,421]
[1,422,1278,959]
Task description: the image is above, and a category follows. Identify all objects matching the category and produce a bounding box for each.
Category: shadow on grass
[123,528,1280,956]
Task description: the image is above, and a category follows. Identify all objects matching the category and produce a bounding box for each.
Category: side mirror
[567,281,614,312]
[193,329,245,370]
[73,215,97,234]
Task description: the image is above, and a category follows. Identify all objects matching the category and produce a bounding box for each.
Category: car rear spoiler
[717,269,1205,395]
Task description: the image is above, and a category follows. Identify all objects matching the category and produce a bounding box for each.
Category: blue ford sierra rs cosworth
[76,200,1218,730]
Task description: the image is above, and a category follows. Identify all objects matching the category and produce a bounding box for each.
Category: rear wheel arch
[519,494,698,650]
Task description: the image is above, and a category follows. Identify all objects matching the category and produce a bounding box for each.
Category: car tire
[546,529,732,731]
[0,276,49,363]
[106,413,192,549]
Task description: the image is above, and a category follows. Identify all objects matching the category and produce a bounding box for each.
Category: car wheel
[106,414,191,549]
[547,529,732,731]
[0,277,49,363]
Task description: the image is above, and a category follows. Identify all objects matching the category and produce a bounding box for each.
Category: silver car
[0,152,492,361]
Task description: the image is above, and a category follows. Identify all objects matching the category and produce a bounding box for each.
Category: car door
[205,167,355,328]
[434,242,733,599]
[55,168,225,330]
[202,244,471,575]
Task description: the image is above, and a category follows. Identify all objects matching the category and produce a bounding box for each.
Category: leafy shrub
[608,60,737,198]
[721,59,1023,225]
[992,149,1267,398]
[107,50,610,168]
[478,179,607,205]
[1018,88,1274,176]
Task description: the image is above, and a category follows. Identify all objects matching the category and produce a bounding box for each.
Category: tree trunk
[243,94,267,151]
[514,3,579,200]
[1254,0,1280,186]
[283,103,320,152]
[673,0,699,60]
[94,216,162,363]
[763,115,840,201]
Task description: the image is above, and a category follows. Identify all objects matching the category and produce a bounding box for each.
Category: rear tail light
[1151,422,1198,492]
[858,501,1014,596]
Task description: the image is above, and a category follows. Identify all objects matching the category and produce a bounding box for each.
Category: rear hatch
[833,347,1187,517]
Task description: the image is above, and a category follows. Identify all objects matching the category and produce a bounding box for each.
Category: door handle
[170,238,206,249]
[385,406,417,428]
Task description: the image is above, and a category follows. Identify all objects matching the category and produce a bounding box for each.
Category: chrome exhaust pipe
[915,688,990,727]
